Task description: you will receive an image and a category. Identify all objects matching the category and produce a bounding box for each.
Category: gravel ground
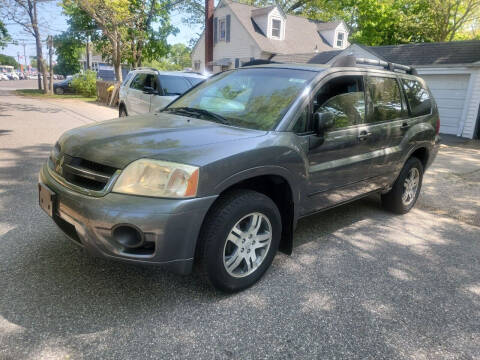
[0,92,479,360]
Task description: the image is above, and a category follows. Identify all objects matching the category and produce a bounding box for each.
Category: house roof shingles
[228,1,336,55]
[271,40,480,66]
[369,41,480,65]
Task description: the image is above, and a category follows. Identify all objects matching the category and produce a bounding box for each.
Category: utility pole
[22,43,27,73]
[86,34,91,70]
[47,35,54,94]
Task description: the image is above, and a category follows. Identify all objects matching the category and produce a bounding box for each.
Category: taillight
[435,117,440,135]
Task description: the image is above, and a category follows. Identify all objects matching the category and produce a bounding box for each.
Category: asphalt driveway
[0,91,479,359]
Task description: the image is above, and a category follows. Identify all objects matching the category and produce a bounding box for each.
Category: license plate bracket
[38,183,56,217]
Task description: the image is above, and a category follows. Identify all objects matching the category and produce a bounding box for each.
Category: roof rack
[133,67,158,71]
[332,55,418,75]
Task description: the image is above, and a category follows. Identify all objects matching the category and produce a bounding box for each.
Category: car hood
[58,112,266,169]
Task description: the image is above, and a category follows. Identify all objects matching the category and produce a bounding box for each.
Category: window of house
[401,79,432,117]
[272,19,282,38]
[336,32,344,47]
[219,19,226,41]
[313,75,365,130]
[367,76,406,122]
[194,61,201,71]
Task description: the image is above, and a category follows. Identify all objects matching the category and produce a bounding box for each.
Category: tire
[119,106,127,117]
[197,190,282,293]
[55,87,64,95]
[381,157,424,214]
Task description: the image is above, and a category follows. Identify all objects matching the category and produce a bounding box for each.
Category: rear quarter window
[401,79,432,117]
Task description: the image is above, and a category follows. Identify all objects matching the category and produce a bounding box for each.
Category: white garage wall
[420,74,470,135]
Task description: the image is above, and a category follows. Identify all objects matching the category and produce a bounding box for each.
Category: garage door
[421,74,470,135]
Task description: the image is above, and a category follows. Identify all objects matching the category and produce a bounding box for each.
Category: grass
[15,89,97,102]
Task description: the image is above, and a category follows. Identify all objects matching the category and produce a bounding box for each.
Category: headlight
[112,159,199,198]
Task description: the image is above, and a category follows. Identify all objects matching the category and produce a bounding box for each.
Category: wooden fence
[96,80,120,107]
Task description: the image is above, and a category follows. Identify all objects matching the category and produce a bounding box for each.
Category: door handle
[358,131,372,141]
[401,122,410,129]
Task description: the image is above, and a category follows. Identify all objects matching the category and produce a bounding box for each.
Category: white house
[191,0,349,73]
[272,41,480,139]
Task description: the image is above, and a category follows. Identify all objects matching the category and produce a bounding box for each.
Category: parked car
[39,57,440,292]
[53,78,74,95]
[0,73,8,81]
[118,69,206,117]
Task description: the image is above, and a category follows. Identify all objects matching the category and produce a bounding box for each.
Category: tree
[1,0,51,92]
[62,0,176,81]
[426,0,480,41]
[53,32,84,76]
[0,54,19,68]
[0,21,11,49]
[168,43,191,69]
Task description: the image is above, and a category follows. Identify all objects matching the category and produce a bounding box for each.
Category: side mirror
[313,111,335,136]
[143,86,157,95]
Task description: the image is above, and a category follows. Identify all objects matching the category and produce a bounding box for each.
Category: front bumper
[39,164,217,274]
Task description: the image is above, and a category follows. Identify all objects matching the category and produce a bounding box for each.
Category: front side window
[219,19,226,41]
[336,32,344,47]
[159,75,191,96]
[130,73,148,90]
[401,79,432,117]
[314,75,365,130]
[122,71,134,86]
[367,76,406,122]
[166,68,316,131]
[272,19,281,38]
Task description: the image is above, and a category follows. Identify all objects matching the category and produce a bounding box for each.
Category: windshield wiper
[164,107,230,125]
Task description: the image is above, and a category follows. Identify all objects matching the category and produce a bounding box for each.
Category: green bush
[71,70,97,97]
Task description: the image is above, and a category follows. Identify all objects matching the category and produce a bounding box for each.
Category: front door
[300,73,382,213]
[150,75,193,112]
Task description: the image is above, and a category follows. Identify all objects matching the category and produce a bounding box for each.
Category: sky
[2,1,202,65]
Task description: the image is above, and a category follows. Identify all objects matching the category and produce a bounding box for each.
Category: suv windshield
[165,68,317,130]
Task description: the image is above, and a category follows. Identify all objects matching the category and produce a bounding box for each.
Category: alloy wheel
[223,212,272,278]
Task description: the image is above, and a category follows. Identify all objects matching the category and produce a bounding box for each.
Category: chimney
[205,0,214,72]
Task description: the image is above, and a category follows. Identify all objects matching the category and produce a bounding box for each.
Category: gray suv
[39,56,440,292]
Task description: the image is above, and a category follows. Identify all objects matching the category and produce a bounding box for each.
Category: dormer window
[336,32,344,47]
[272,19,282,38]
[219,18,226,41]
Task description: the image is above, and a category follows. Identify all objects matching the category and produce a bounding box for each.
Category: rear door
[127,73,149,115]
[358,75,410,186]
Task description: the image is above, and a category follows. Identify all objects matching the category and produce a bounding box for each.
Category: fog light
[113,225,143,248]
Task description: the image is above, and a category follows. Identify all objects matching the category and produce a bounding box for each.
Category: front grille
[49,149,118,192]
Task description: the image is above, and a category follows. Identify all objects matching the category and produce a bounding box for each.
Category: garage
[420,74,470,135]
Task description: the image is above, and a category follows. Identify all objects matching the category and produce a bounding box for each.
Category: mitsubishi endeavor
[38,56,440,292]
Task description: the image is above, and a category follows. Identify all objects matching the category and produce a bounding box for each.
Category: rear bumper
[39,164,217,274]
[426,135,441,169]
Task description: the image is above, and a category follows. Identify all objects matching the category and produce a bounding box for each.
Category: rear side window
[130,73,148,90]
[159,75,191,96]
[367,76,406,122]
[401,79,432,117]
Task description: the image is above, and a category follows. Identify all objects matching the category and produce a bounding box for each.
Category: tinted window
[401,79,431,117]
[186,77,204,86]
[367,76,406,122]
[159,75,191,96]
[130,73,148,90]
[167,68,316,131]
[315,75,365,130]
[144,74,158,91]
